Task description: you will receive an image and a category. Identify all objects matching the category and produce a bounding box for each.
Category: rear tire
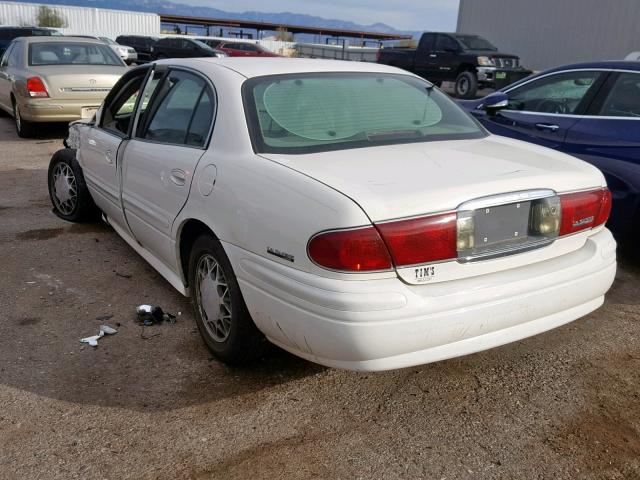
[13,101,36,138]
[454,71,478,99]
[47,149,100,222]
[188,234,267,365]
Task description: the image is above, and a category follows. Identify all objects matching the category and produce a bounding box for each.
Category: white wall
[0,1,160,38]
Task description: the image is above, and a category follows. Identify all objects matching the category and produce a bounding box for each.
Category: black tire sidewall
[455,72,478,99]
[188,234,265,363]
[47,149,98,222]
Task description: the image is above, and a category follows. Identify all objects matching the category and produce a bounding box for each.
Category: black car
[150,37,226,60]
[0,26,61,53]
[115,35,157,62]
[377,32,531,99]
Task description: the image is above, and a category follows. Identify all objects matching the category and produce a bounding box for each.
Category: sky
[184,0,461,31]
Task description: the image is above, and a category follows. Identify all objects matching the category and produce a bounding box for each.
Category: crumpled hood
[260,135,605,222]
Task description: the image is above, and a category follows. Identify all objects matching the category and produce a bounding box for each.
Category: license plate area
[457,190,560,262]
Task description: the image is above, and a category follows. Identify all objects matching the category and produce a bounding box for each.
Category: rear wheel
[188,234,267,365]
[47,149,100,222]
[13,101,36,138]
[454,71,478,99]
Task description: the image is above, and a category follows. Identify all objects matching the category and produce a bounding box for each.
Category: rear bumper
[227,228,617,371]
[17,97,102,122]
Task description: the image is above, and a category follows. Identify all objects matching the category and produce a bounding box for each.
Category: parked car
[459,61,640,252]
[69,35,137,65]
[200,40,279,57]
[115,35,157,63]
[377,32,531,99]
[0,26,61,54]
[49,58,615,371]
[625,51,640,61]
[0,36,127,137]
[151,37,226,60]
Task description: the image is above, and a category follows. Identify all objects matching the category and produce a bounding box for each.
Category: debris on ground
[79,324,118,347]
[136,305,176,326]
[115,271,132,279]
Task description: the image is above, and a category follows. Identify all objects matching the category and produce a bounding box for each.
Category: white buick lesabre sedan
[48,58,616,371]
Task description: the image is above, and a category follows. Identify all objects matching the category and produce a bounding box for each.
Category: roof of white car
[170,57,408,79]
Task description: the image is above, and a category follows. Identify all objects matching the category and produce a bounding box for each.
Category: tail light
[26,76,49,98]
[376,213,457,266]
[308,226,392,272]
[308,188,611,273]
[559,188,611,236]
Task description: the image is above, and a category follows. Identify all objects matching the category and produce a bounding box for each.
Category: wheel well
[178,219,217,286]
[456,64,476,76]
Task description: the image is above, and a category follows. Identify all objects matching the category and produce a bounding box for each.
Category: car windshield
[454,35,497,51]
[192,39,214,50]
[244,73,486,154]
[29,42,123,66]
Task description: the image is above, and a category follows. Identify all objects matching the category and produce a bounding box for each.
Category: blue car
[460,61,640,251]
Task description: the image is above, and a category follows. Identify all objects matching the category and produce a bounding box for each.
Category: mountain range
[12,0,419,37]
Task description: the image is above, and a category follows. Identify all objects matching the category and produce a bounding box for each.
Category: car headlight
[477,56,495,66]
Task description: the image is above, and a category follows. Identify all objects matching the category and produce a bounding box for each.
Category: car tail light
[308,226,392,272]
[26,76,49,98]
[559,188,611,236]
[376,213,457,266]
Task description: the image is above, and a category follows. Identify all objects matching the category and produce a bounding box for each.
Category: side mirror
[482,92,509,112]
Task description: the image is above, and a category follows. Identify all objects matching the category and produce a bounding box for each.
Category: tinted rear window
[29,42,123,66]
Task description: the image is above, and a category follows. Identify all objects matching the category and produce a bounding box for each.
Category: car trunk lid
[32,65,125,101]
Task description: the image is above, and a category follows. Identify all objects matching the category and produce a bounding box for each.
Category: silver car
[69,35,138,65]
[0,36,127,137]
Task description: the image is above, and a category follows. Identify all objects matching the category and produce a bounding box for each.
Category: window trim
[132,65,217,150]
[496,68,640,118]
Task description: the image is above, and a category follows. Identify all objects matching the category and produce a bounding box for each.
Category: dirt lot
[0,116,638,480]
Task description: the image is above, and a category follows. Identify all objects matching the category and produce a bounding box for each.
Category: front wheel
[47,149,100,222]
[188,234,267,365]
[454,71,478,99]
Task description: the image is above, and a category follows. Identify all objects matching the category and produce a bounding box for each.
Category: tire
[13,100,36,138]
[47,148,100,222]
[454,71,478,99]
[189,234,267,365]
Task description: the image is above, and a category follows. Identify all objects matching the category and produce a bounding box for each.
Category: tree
[36,6,66,28]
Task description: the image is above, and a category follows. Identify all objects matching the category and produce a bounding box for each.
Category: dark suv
[115,35,157,62]
[150,37,226,60]
[0,26,60,53]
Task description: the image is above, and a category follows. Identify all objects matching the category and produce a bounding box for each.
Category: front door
[122,68,216,268]
[80,67,150,229]
[473,69,607,149]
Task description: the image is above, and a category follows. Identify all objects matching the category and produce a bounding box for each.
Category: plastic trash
[136,305,176,326]
[80,324,118,347]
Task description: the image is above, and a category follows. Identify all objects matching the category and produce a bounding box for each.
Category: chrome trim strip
[457,189,556,211]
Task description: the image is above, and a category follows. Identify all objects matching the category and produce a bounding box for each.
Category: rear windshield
[243,73,486,154]
[454,35,497,51]
[29,42,123,66]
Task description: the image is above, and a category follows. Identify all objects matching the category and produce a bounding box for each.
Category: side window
[435,35,458,52]
[140,70,213,147]
[597,73,640,117]
[418,34,435,52]
[7,43,20,67]
[0,44,13,67]
[101,72,149,136]
[507,71,601,114]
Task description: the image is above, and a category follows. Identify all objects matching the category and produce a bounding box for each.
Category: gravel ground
[0,116,638,480]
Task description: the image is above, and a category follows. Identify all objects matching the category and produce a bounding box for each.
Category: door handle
[105,149,114,163]
[429,54,437,58]
[88,138,96,146]
[169,168,187,186]
[535,123,560,132]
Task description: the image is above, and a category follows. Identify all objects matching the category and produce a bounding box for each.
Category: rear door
[0,43,15,110]
[564,70,640,237]
[474,69,607,149]
[121,68,215,267]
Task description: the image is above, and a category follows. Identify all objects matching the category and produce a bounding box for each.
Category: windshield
[454,35,497,51]
[29,42,123,66]
[243,73,486,154]
[192,39,214,50]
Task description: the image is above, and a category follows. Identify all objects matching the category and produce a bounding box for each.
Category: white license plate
[81,107,98,119]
